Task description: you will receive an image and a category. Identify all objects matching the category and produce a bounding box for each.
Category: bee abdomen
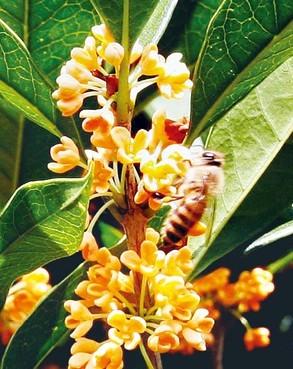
[163,198,206,246]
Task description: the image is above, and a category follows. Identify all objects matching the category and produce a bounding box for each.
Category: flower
[139,44,165,76]
[103,42,124,67]
[107,310,146,350]
[79,231,100,261]
[193,268,231,295]
[181,308,214,351]
[111,127,148,164]
[92,158,114,193]
[48,136,80,173]
[134,182,175,210]
[148,321,181,353]
[0,268,51,345]
[157,53,193,98]
[243,327,270,351]
[152,274,200,320]
[234,268,274,312]
[162,247,194,277]
[121,228,165,277]
[71,36,100,71]
[93,341,123,369]
[69,338,100,369]
[64,301,94,339]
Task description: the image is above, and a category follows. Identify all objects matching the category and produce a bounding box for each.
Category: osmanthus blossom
[46,22,275,368]
[64,229,215,368]
[0,268,51,345]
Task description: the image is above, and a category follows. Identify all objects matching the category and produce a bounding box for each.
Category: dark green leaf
[189,60,293,277]
[0,263,88,369]
[245,220,293,254]
[187,1,293,142]
[0,19,60,136]
[0,169,92,309]
[90,0,159,47]
[148,205,172,232]
[159,0,222,67]
[0,97,23,209]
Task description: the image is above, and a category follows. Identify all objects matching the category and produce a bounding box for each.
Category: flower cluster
[65,228,214,368]
[49,23,193,216]
[0,268,51,345]
[193,267,274,351]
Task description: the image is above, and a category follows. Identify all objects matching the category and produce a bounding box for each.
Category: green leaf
[187,1,293,142]
[0,97,24,209]
[0,169,92,309]
[159,0,222,67]
[136,0,178,47]
[148,205,172,232]
[90,0,159,46]
[0,0,101,81]
[245,220,293,254]
[189,59,293,277]
[0,19,61,136]
[97,221,124,247]
[0,263,88,369]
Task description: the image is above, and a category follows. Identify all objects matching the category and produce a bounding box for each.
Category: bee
[162,150,224,248]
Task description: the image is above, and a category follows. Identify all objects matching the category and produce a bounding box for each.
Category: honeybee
[162,150,224,247]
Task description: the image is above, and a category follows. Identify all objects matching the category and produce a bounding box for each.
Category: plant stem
[267,251,293,274]
[139,343,155,369]
[117,0,130,127]
[211,320,225,369]
[87,199,115,233]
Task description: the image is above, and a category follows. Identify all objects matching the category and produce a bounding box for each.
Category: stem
[114,291,137,315]
[87,199,115,233]
[139,274,148,316]
[267,251,293,274]
[116,0,130,127]
[90,192,113,200]
[211,320,225,369]
[231,310,251,330]
[139,343,155,369]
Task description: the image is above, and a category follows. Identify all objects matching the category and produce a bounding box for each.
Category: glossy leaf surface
[0,170,92,308]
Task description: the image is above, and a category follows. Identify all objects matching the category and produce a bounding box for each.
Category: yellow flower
[181,308,214,351]
[147,321,181,353]
[152,275,200,320]
[121,230,165,277]
[148,109,170,151]
[71,36,99,71]
[103,42,124,67]
[79,231,100,261]
[162,247,194,277]
[92,24,114,44]
[243,327,270,351]
[69,338,100,369]
[0,268,51,345]
[64,301,94,339]
[93,341,123,369]
[111,127,148,164]
[107,310,146,350]
[48,136,80,174]
[139,44,165,76]
[157,53,192,98]
[134,182,175,211]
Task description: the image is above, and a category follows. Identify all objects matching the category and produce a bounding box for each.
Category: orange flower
[147,321,181,353]
[244,327,270,351]
[48,136,80,174]
[193,268,231,295]
[64,301,94,339]
[93,341,123,369]
[92,158,114,193]
[235,268,274,312]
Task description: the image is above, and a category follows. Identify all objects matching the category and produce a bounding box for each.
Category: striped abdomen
[163,195,207,246]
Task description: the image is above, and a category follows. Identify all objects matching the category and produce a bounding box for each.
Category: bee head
[202,151,224,167]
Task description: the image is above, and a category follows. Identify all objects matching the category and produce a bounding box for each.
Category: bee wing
[203,196,217,248]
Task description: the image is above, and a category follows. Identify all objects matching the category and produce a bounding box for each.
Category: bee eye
[202,151,215,160]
